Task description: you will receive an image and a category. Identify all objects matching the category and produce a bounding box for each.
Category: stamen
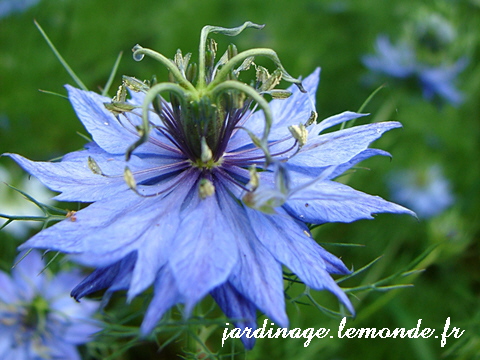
[123,166,137,191]
[288,123,308,148]
[88,157,105,176]
[198,178,215,199]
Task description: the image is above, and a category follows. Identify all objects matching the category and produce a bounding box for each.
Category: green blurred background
[1,0,479,359]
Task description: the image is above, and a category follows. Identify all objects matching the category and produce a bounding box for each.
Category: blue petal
[363,35,416,78]
[227,68,320,151]
[50,297,100,344]
[0,271,19,303]
[288,148,391,178]
[70,252,136,301]
[308,111,368,135]
[211,282,258,350]
[12,251,46,302]
[217,187,288,327]
[18,191,152,262]
[285,179,416,224]
[6,142,185,202]
[43,339,81,360]
[19,170,195,262]
[140,266,182,335]
[66,86,177,156]
[246,207,354,314]
[0,336,14,360]
[5,145,146,202]
[126,194,184,300]
[289,121,402,169]
[418,59,467,105]
[169,191,238,313]
[268,68,320,138]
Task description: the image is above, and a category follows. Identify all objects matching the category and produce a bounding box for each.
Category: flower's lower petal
[18,192,148,262]
[289,121,402,169]
[211,281,258,350]
[19,182,190,268]
[285,180,416,224]
[140,266,182,335]
[218,190,288,328]
[169,193,238,313]
[246,207,353,314]
[70,252,136,301]
[127,202,182,300]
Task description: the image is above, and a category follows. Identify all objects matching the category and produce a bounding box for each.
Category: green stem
[102,51,123,97]
[34,20,88,91]
[132,46,196,92]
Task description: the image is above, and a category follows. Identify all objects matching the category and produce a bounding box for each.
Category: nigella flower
[388,165,454,219]
[5,22,414,349]
[363,35,467,105]
[0,0,40,19]
[0,251,99,359]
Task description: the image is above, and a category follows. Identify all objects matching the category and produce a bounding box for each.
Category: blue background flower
[388,165,454,219]
[0,251,100,360]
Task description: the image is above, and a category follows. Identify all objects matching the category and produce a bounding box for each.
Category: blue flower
[5,23,414,349]
[388,165,454,219]
[0,251,100,360]
[0,0,40,19]
[363,35,467,105]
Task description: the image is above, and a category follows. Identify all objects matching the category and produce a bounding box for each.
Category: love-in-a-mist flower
[5,22,414,349]
[0,251,99,360]
[388,165,454,219]
[363,35,467,105]
[0,0,40,19]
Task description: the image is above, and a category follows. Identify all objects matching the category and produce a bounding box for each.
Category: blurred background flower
[0,0,41,19]
[363,35,467,105]
[0,251,100,360]
[388,164,454,219]
[362,8,469,105]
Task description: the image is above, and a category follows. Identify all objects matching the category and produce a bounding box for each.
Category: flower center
[21,295,50,331]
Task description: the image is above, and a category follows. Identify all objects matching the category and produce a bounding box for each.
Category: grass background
[0,0,479,359]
